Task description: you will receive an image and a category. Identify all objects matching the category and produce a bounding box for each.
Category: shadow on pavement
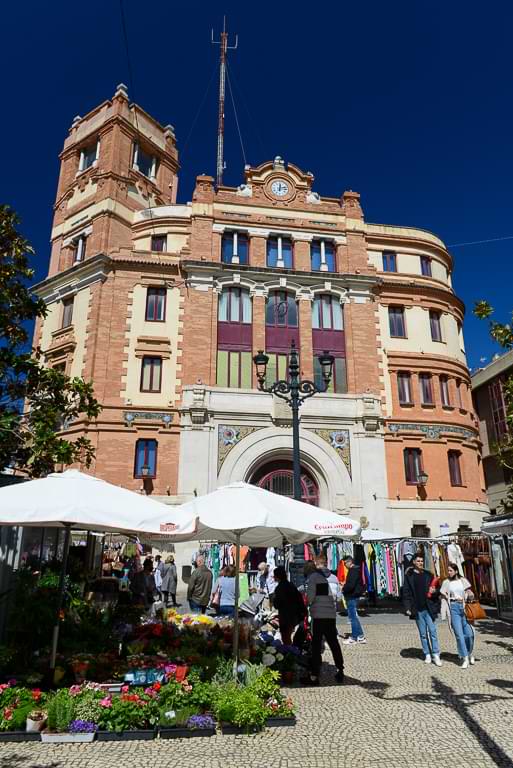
[365,675,513,768]
[0,755,60,768]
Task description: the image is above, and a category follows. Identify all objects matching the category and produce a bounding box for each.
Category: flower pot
[41,732,96,743]
[281,670,295,685]
[266,716,297,728]
[220,723,262,735]
[71,660,90,683]
[0,731,41,742]
[159,727,215,739]
[173,665,188,683]
[96,730,155,741]
[26,717,46,733]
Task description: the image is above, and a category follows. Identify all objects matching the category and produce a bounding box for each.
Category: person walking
[272,566,307,645]
[153,555,164,600]
[211,564,237,617]
[161,555,178,607]
[440,563,476,669]
[187,555,213,614]
[130,558,157,609]
[342,555,366,645]
[301,555,345,685]
[403,552,442,666]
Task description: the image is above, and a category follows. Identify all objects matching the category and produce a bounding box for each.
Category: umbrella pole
[50,524,72,671]
[232,531,241,678]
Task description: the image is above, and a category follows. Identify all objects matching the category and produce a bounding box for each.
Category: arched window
[217,287,252,389]
[265,291,298,327]
[312,294,346,393]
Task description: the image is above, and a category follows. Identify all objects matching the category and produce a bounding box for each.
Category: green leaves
[0,206,101,476]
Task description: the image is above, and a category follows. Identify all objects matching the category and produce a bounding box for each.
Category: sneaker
[299,675,319,686]
[461,657,469,669]
[342,637,357,645]
[357,636,367,644]
[469,655,475,665]
[432,654,442,667]
[424,654,432,664]
[334,670,345,684]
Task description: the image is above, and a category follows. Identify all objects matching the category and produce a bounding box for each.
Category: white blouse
[448,579,465,601]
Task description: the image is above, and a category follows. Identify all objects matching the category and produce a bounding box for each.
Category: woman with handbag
[211,565,237,617]
[440,563,475,669]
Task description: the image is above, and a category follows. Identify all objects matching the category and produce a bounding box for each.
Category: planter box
[0,731,41,742]
[220,723,262,735]
[41,732,96,743]
[266,716,296,728]
[159,727,215,739]
[96,730,155,741]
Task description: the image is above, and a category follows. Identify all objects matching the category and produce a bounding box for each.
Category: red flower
[3,708,13,721]
[152,682,161,691]
[31,689,42,701]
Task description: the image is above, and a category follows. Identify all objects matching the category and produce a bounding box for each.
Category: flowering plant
[68,719,98,733]
[98,688,160,732]
[265,695,295,718]
[186,714,215,730]
[0,684,46,731]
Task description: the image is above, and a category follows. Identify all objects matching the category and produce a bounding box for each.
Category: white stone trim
[63,225,93,248]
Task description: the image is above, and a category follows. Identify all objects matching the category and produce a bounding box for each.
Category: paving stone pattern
[1,619,512,768]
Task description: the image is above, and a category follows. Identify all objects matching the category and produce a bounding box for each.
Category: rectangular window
[73,235,87,264]
[440,376,451,407]
[145,288,166,322]
[267,236,293,268]
[216,350,252,388]
[221,232,249,265]
[489,378,508,441]
[133,143,157,178]
[382,251,397,272]
[429,310,443,342]
[151,235,167,252]
[313,356,347,394]
[419,373,434,405]
[404,448,423,485]
[134,439,157,478]
[456,379,463,409]
[388,306,406,338]
[263,353,289,388]
[79,141,98,171]
[311,240,335,271]
[397,372,412,405]
[62,297,74,328]
[420,256,432,277]
[448,450,463,486]
[411,523,431,538]
[140,356,162,392]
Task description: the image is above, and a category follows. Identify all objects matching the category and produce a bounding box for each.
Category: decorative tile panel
[217,425,263,473]
[387,422,476,441]
[312,429,351,477]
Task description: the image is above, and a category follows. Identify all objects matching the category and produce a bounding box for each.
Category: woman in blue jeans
[211,565,236,617]
[441,563,475,669]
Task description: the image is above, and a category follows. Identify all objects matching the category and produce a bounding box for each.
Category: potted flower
[96,687,159,740]
[265,695,296,727]
[26,710,47,733]
[0,684,43,742]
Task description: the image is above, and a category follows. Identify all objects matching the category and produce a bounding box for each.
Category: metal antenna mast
[212,17,238,187]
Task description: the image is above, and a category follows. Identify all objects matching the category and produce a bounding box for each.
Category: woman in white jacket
[440,562,475,669]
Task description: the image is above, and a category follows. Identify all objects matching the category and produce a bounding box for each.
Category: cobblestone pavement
[1,618,512,768]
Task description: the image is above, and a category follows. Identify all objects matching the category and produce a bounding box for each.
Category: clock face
[271,180,290,197]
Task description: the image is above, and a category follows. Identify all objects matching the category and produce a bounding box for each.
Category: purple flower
[186,714,215,730]
[68,720,98,733]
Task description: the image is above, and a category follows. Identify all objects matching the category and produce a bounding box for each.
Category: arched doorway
[251,459,319,506]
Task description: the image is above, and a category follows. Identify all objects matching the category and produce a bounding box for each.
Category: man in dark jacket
[403,552,442,666]
[187,556,213,614]
[342,556,366,645]
[272,566,306,645]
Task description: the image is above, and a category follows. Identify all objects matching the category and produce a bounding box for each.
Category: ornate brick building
[34,85,488,539]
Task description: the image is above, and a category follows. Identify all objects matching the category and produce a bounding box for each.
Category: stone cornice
[33,253,110,302]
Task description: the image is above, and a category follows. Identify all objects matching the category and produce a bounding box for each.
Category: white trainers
[432,654,442,667]
[461,657,469,669]
[343,637,357,645]
[424,654,432,664]
[357,636,367,644]
[469,655,475,665]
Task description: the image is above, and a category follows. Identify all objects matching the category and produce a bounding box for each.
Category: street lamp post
[253,340,334,501]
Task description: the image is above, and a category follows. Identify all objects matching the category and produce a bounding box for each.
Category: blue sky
[1,1,511,370]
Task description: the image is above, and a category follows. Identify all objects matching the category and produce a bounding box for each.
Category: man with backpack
[300,554,345,685]
[342,555,367,645]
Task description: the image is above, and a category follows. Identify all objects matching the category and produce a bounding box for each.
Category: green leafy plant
[98,690,159,732]
[248,668,281,701]
[212,656,234,685]
[186,681,215,711]
[46,689,76,732]
[231,688,268,730]
[0,686,44,731]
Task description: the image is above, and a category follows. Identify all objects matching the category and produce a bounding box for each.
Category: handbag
[465,600,486,624]
[210,585,221,610]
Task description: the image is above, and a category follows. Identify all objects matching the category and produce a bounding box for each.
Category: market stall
[482,512,513,622]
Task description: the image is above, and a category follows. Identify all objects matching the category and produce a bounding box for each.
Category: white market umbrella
[142,481,360,666]
[145,481,360,546]
[0,469,196,668]
[361,528,399,542]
